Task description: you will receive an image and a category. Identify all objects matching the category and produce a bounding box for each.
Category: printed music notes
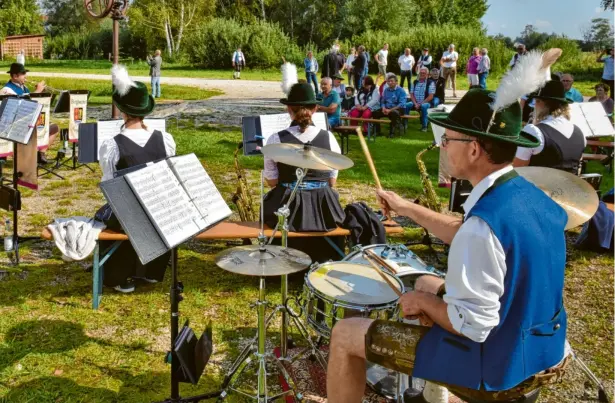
[168,154,233,227]
[0,98,42,145]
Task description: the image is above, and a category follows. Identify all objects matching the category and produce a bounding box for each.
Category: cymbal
[261,143,354,171]
[516,167,599,230]
[215,245,312,276]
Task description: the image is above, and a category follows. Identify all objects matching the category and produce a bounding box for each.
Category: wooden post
[112,18,120,119]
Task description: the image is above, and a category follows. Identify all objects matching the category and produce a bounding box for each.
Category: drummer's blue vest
[3,81,29,96]
[413,175,568,391]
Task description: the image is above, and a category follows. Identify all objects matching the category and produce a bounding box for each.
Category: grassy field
[0,121,612,402]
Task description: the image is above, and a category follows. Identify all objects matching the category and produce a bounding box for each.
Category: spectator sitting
[348,76,380,132]
[317,77,341,127]
[561,74,583,103]
[589,83,614,116]
[466,47,481,87]
[304,51,319,95]
[478,48,490,89]
[372,74,406,137]
[597,48,614,100]
[379,72,396,97]
[405,67,436,132]
[430,68,445,105]
[341,86,355,114]
[332,74,346,96]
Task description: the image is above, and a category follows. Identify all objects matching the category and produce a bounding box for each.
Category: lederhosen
[99,131,171,287]
[529,123,585,174]
[263,129,345,262]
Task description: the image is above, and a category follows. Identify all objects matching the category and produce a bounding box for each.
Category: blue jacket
[304,57,319,74]
[414,175,568,391]
[3,81,29,96]
[380,85,406,109]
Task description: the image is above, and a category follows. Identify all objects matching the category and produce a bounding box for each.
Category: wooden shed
[0,35,45,60]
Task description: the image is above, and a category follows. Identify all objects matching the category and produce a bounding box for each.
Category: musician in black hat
[1,63,59,164]
[96,66,176,293]
[263,82,345,262]
[513,79,586,174]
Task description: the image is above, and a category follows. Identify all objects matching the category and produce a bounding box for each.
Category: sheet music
[168,153,232,226]
[97,118,167,159]
[427,105,454,145]
[0,98,42,144]
[583,102,615,137]
[259,112,328,143]
[125,160,205,248]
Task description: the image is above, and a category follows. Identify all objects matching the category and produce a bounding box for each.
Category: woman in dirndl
[263,82,345,262]
[96,66,177,293]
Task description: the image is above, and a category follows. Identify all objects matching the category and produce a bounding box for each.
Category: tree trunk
[175,1,185,53]
[164,20,173,57]
[289,0,294,39]
[260,0,266,20]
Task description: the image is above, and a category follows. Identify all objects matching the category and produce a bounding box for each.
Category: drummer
[263,82,345,262]
[326,89,570,402]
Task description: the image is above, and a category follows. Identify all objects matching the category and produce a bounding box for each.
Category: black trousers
[372,109,401,135]
[602,78,614,100]
[400,70,412,92]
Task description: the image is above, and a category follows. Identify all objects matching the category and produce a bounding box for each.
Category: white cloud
[595,6,604,14]
[534,19,552,29]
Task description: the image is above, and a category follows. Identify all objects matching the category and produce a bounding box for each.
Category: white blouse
[99,128,176,182]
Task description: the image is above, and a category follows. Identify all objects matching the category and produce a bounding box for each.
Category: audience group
[302,42,614,133]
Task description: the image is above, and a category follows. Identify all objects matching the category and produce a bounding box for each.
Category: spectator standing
[364,48,370,78]
[322,46,339,79]
[441,44,459,98]
[317,77,342,127]
[398,48,415,93]
[147,49,163,98]
[349,76,380,132]
[372,74,406,137]
[589,83,614,116]
[352,46,367,90]
[304,51,319,95]
[466,47,481,87]
[231,47,245,79]
[416,48,432,73]
[478,48,490,89]
[335,46,346,75]
[16,49,25,66]
[332,74,346,96]
[561,74,583,103]
[375,43,389,85]
[405,67,436,131]
[597,48,614,100]
[509,43,527,69]
[345,47,357,86]
[430,68,445,105]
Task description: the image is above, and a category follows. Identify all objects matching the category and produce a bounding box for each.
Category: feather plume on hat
[486,48,562,132]
[111,65,136,97]
[281,62,298,96]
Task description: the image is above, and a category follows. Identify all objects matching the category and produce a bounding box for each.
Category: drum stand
[219,169,326,402]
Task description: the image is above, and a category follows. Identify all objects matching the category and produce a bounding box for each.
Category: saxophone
[416,142,441,212]
[232,144,257,222]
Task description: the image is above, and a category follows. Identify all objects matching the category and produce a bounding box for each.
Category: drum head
[307,262,402,305]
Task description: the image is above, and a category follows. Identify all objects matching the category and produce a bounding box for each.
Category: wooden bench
[583,140,614,172]
[332,125,359,154]
[340,116,405,142]
[41,220,403,309]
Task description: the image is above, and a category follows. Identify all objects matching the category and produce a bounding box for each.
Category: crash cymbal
[215,245,312,276]
[516,167,599,230]
[261,143,354,171]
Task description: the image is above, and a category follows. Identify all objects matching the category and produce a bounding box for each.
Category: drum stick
[355,127,390,218]
[362,250,402,297]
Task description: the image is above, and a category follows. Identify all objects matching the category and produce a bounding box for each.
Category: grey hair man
[441,44,459,98]
[147,49,163,97]
[478,48,491,89]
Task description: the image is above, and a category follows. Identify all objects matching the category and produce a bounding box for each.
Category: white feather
[281,62,298,96]
[490,50,548,113]
[111,64,136,97]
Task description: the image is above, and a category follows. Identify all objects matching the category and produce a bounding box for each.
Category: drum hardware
[571,352,611,403]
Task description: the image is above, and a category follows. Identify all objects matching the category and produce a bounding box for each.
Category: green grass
[0,122,612,402]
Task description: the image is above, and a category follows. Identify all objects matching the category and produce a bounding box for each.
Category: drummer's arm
[415,293,462,336]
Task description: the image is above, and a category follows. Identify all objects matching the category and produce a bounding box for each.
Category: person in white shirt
[231,47,246,79]
[345,47,357,86]
[16,50,25,66]
[398,47,415,93]
[375,43,389,86]
[440,44,459,97]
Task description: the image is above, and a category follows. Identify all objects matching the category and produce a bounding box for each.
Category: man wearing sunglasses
[327,88,569,403]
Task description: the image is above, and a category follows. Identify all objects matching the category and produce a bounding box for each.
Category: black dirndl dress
[96,131,172,287]
[263,129,345,262]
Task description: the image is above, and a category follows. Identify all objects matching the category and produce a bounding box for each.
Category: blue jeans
[328,115,341,128]
[405,101,431,128]
[151,76,161,97]
[306,72,318,95]
[478,72,488,89]
[432,97,440,107]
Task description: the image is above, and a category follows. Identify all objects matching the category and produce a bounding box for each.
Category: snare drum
[303,262,403,338]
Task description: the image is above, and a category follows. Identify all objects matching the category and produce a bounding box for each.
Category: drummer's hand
[399,292,434,327]
[376,189,408,215]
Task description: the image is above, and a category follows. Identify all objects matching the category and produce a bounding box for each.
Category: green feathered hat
[111,65,155,117]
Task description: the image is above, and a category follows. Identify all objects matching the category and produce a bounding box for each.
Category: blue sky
[482,0,615,40]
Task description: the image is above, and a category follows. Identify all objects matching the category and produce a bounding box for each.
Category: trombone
[24,79,63,94]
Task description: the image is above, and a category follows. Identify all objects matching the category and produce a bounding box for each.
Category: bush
[44,26,112,59]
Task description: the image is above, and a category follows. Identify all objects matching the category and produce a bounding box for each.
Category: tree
[590,18,614,50]
[601,0,614,10]
[0,0,44,38]
[491,34,513,49]
[40,0,96,37]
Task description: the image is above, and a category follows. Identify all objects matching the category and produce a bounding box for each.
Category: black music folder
[78,122,98,163]
[53,90,90,113]
[0,97,42,145]
[174,320,213,385]
[99,153,232,264]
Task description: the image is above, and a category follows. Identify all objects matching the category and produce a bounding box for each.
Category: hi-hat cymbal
[215,245,312,276]
[261,143,354,171]
[516,167,599,230]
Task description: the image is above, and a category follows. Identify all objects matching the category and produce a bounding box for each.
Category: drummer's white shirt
[263,125,341,180]
[443,166,513,343]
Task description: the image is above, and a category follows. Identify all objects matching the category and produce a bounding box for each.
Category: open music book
[569,102,615,138]
[0,97,43,145]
